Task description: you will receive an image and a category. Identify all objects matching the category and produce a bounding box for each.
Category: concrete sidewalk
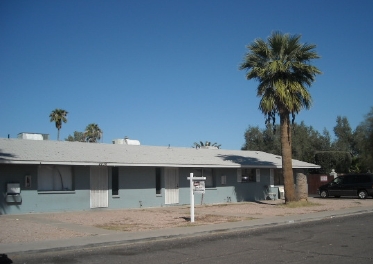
[2,205,373,255]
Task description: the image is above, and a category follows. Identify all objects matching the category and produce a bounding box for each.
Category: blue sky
[1,0,372,149]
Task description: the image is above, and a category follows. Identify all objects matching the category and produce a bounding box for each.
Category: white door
[90,166,108,208]
[165,168,179,204]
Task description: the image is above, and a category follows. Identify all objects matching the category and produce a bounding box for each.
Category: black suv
[318,173,373,199]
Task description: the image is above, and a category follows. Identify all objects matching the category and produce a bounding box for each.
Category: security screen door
[90,166,109,208]
[165,168,179,204]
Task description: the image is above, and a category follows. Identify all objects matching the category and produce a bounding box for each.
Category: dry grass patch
[204,202,253,208]
[196,214,254,223]
[213,204,229,207]
[196,214,237,222]
[279,200,321,208]
[95,223,142,232]
[177,214,253,227]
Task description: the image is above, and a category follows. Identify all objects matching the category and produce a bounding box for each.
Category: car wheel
[320,190,328,198]
[358,190,367,199]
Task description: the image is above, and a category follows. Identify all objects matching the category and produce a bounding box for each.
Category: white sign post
[187,173,206,222]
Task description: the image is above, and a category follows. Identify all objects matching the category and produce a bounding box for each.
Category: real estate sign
[193,180,205,194]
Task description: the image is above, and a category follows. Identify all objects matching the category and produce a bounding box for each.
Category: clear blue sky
[1,0,372,149]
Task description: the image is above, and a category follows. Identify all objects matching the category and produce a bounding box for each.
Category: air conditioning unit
[112,138,140,145]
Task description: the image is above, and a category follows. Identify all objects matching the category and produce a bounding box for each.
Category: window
[156,167,161,195]
[238,168,256,182]
[274,169,284,185]
[191,168,215,188]
[237,169,260,182]
[204,168,215,188]
[112,167,119,196]
[274,169,299,185]
[344,176,354,184]
[333,177,343,184]
[38,165,73,191]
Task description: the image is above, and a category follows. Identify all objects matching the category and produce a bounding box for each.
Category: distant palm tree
[49,109,68,141]
[193,141,221,149]
[239,31,321,202]
[84,123,102,143]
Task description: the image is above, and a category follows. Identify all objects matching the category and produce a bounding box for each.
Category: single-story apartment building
[0,137,320,215]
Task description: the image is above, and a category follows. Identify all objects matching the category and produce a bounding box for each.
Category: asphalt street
[9,212,373,264]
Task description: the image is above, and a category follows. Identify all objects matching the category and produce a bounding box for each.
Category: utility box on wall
[6,183,22,203]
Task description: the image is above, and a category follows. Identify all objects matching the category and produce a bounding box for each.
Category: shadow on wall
[233,184,270,202]
[1,195,8,215]
[234,187,246,202]
[0,193,21,215]
[0,148,20,215]
[0,194,6,215]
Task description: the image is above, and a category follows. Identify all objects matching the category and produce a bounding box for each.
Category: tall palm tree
[239,31,321,202]
[49,108,68,141]
[84,123,102,143]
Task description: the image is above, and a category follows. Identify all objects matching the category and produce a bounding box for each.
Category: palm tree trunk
[57,128,60,141]
[280,112,297,202]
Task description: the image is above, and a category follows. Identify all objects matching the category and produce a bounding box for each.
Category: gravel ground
[1,197,373,244]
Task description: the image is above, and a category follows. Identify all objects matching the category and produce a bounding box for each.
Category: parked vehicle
[318,173,373,199]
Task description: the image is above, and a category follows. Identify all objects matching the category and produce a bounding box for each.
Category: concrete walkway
[1,205,373,255]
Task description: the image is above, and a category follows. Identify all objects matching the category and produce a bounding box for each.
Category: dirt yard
[1,197,373,244]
